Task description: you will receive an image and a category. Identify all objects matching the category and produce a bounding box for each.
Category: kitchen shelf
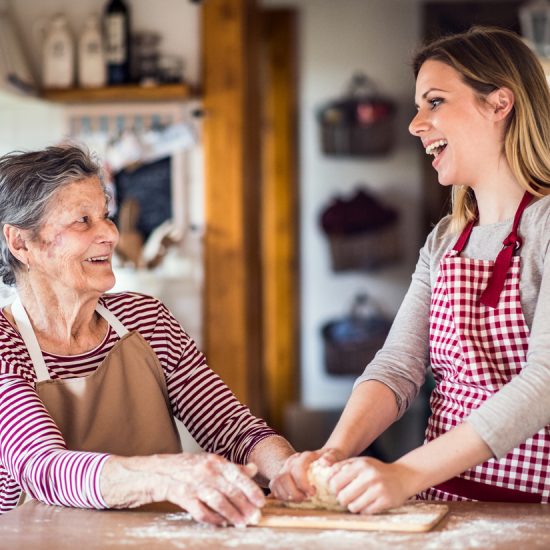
[41,83,194,104]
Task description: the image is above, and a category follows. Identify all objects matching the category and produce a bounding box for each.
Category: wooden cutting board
[257,499,449,532]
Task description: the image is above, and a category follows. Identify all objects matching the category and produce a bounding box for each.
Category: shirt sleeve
[0,372,109,511]
[467,216,550,458]
[156,304,278,464]
[353,231,433,419]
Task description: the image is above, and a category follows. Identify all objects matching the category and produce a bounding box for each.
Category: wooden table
[0,500,549,549]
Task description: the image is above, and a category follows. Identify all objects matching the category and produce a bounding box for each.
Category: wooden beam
[261,9,299,430]
[41,83,192,103]
[202,0,264,415]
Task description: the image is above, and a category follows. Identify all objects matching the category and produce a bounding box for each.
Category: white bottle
[42,14,74,89]
[78,15,106,88]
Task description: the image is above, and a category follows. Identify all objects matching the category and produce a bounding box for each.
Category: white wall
[263,0,423,408]
[0,91,65,154]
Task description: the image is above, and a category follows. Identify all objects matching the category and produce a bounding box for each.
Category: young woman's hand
[101,453,265,526]
[329,457,413,514]
[268,447,344,502]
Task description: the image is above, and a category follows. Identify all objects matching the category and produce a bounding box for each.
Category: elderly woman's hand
[268,447,344,502]
[101,453,265,526]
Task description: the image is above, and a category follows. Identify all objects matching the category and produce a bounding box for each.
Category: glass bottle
[103,0,130,84]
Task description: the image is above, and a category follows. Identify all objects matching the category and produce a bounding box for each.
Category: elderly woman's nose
[97,218,119,242]
[409,110,429,136]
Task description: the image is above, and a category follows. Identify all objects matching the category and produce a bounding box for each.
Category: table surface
[0,500,549,550]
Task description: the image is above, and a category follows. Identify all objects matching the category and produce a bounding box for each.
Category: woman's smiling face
[25,176,119,297]
[409,59,500,188]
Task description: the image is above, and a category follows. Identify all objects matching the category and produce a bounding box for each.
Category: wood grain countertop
[0,500,548,549]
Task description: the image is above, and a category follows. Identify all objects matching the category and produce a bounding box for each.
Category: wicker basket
[322,317,391,376]
[318,73,396,157]
[320,116,394,157]
[328,222,400,272]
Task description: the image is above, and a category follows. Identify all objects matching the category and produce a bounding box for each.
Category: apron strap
[480,191,533,308]
[11,296,50,382]
[452,219,476,254]
[95,303,129,338]
[11,296,129,382]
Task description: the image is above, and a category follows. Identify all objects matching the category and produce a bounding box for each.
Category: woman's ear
[3,224,29,265]
[487,87,515,121]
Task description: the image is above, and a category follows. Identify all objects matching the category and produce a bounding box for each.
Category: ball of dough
[287,459,347,512]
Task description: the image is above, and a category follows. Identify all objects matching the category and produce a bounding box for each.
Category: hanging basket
[322,316,391,376]
[327,222,400,271]
[318,73,396,157]
[320,188,401,272]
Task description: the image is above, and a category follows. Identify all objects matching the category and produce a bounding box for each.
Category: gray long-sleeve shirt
[355,194,550,459]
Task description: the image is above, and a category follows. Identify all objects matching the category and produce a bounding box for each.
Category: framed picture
[114,152,187,240]
[64,103,195,242]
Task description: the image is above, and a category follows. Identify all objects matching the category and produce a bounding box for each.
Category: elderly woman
[0,145,294,525]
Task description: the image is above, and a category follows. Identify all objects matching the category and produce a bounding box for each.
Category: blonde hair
[413,26,550,233]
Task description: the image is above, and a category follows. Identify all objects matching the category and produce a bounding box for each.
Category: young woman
[271,26,550,511]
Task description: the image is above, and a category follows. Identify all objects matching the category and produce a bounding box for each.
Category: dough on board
[287,459,347,512]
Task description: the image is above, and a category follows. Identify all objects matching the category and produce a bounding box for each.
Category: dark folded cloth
[320,188,398,236]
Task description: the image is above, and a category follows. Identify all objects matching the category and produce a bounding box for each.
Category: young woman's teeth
[425,140,448,156]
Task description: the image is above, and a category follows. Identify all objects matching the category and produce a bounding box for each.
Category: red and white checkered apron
[419,192,550,503]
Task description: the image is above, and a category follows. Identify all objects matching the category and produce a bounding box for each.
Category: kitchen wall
[3,0,425,412]
[0,91,64,155]
[0,1,204,344]
[0,0,200,153]
[263,0,423,409]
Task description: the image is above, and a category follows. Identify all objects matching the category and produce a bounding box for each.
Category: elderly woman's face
[25,176,119,296]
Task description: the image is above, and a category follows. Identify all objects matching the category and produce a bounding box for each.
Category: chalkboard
[114,156,172,240]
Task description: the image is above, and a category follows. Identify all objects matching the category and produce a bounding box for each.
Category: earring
[27,263,30,273]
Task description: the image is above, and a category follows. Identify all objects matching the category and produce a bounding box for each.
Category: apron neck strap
[95,303,129,338]
[452,219,476,254]
[11,296,129,382]
[11,296,49,382]
[479,190,533,308]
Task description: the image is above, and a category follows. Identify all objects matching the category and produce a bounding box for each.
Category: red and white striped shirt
[0,292,276,514]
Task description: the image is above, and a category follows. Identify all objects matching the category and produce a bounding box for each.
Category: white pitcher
[78,14,106,88]
[41,14,74,89]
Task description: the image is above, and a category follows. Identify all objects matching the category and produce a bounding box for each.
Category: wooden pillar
[201,0,263,415]
[261,9,299,430]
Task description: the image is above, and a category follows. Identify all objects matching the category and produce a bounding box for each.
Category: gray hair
[0,144,104,286]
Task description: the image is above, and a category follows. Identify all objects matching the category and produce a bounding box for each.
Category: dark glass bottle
[104,0,130,85]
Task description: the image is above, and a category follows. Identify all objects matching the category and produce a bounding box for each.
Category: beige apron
[11,295,182,505]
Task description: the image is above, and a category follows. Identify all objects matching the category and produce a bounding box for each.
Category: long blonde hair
[413,27,550,233]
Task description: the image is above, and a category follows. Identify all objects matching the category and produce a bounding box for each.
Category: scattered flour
[119,509,550,549]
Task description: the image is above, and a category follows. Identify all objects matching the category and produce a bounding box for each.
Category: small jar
[131,31,161,85]
[158,55,184,84]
